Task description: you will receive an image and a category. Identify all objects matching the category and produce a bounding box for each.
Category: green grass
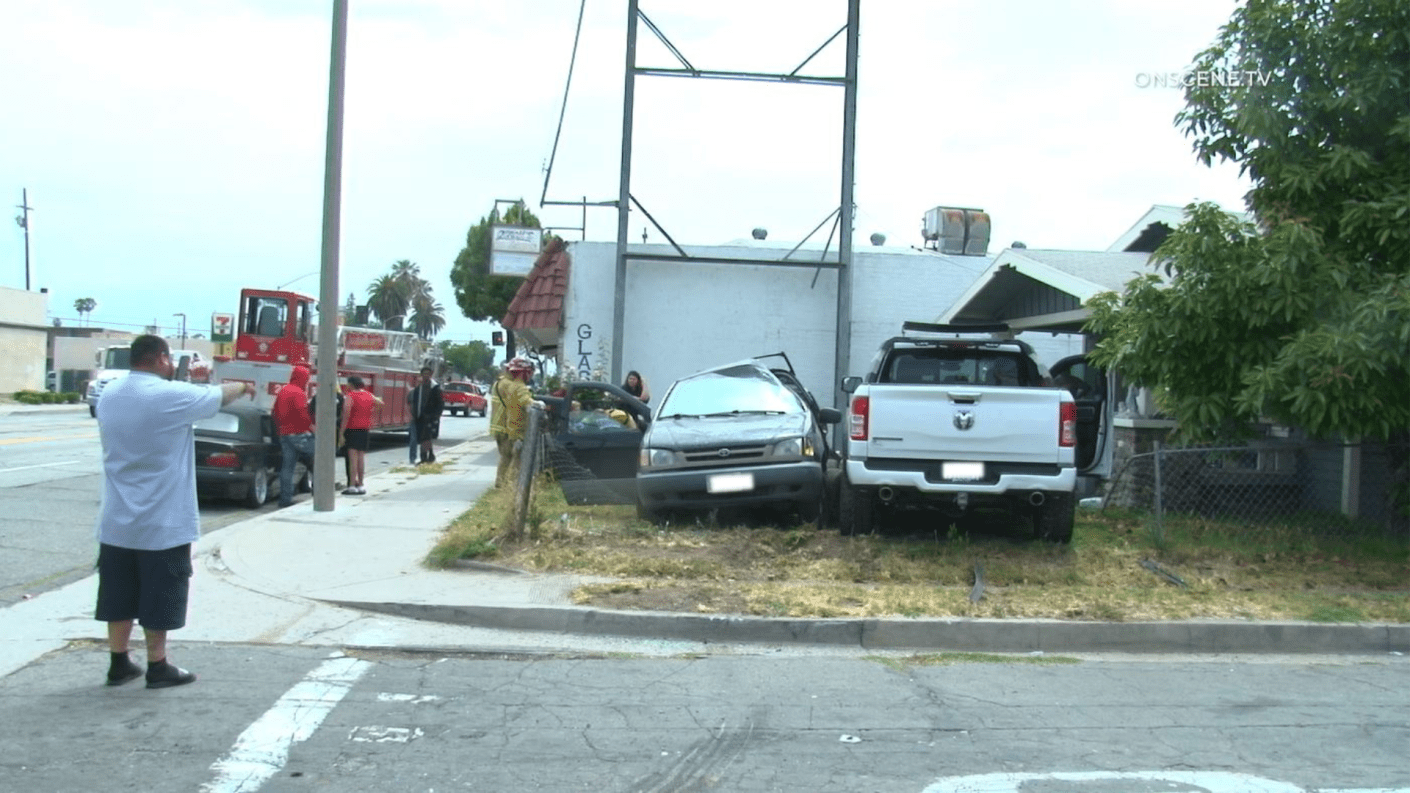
[427,482,1410,622]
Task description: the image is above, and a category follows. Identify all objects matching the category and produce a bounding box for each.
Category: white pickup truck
[838,322,1111,542]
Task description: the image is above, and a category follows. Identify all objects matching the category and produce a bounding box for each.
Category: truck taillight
[849,395,870,441]
[1059,401,1077,447]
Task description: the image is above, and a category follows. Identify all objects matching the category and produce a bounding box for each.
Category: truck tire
[837,479,873,536]
[1032,493,1074,543]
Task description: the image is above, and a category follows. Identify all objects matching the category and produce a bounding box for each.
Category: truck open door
[1049,355,1113,479]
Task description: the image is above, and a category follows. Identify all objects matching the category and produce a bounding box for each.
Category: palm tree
[366,274,408,330]
[409,292,446,340]
[73,297,96,326]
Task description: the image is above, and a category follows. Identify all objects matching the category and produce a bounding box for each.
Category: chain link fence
[1103,439,1409,537]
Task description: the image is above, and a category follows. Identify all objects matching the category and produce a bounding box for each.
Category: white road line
[201,653,371,793]
[923,771,1410,793]
[0,461,82,474]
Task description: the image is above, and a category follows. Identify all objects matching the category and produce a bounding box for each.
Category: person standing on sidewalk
[340,375,375,495]
[489,357,543,488]
[271,365,316,508]
[308,376,350,489]
[95,334,257,688]
[406,366,443,465]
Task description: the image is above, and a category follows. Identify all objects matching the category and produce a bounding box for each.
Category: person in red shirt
[339,375,376,495]
[271,366,316,508]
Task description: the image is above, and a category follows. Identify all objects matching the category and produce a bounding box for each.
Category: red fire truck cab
[217,288,425,433]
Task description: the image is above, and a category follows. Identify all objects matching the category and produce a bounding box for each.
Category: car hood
[643,412,811,449]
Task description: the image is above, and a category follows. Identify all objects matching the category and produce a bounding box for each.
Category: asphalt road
[0,405,484,607]
[2,643,1406,792]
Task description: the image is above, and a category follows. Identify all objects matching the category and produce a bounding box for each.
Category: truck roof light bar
[901,321,1011,336]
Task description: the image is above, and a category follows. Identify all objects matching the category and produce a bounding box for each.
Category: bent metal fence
[1102,439,1409,537]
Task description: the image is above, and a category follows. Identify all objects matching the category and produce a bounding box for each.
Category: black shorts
[343,428,370,451]
[94,543,193,631]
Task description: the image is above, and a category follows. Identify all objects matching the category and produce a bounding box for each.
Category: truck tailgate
[864,385,1067,464]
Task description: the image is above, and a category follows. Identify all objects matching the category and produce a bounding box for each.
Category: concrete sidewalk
[1,435,1406,679]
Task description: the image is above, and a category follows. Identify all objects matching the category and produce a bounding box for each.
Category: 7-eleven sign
[211,312,235,343]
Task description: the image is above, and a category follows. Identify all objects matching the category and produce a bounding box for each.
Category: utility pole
[173,313,187,348]
[14,188,32,290]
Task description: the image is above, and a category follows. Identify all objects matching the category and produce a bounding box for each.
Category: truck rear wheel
[1032,493,1074,543]
[837,479,873,536]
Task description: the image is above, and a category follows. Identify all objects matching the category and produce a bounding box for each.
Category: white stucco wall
[0,287,49,392]
[561,241,1083,411]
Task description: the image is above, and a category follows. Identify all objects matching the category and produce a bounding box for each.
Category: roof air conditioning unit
[921,206,990,255]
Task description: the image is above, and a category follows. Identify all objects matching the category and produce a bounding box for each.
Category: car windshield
[885,349,1038,386]
[445,384,471,392]
[657,365,803,418]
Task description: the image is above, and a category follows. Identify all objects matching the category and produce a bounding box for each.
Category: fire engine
[213,287,427,432]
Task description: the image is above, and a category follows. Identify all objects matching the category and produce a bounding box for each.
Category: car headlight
[771,437,803,457]
[639,448,684,468]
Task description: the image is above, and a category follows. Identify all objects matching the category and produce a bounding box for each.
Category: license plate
[942,462,985,481]
[707,472,755,494]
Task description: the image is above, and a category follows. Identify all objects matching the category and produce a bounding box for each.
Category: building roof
[1107,203,1254,252]
[501,237,570,351]
[939,248,1154,333]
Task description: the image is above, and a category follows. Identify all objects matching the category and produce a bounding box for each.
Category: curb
[324,600,1410,656]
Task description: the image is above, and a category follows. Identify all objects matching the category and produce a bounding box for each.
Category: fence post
[509,406,543,539]
[1152,439,1165,536]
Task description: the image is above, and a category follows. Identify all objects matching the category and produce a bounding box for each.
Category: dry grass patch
[428,480,1410,623]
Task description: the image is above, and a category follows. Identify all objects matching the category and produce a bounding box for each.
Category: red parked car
[442,381,487,417]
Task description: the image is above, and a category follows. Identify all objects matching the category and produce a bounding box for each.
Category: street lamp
[276,271,319,290]
[173,313,186,348]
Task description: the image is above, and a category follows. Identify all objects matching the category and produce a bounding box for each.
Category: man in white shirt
[95,335,256,688]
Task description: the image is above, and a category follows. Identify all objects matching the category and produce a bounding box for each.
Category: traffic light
[491,331,504,346]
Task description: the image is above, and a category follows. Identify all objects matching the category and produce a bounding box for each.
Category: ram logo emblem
[953,410,975,431]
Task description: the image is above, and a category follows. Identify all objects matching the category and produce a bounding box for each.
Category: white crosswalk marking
[201,653,371,793]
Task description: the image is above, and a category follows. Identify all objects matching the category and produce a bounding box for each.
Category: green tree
[341,292,358,326]
[73,297,96,326]
[448,201,544,357]
[1086,0,1410,443]
[409,292,446,341]
[366,274,405,329]
[438,340,495,381]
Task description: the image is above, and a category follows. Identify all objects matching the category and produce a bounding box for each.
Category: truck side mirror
[818,407,842,425]
[840,376,861,394]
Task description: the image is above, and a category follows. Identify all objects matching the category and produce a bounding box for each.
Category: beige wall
[0,287,49,392]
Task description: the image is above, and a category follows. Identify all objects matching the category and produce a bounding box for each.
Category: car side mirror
[818,407,842,425]
[840,376,861,394]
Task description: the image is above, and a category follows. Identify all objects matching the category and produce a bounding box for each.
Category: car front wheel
[245,473,269,509]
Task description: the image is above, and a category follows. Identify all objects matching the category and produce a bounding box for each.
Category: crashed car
[635,356,840,523]
[194,403,308,508]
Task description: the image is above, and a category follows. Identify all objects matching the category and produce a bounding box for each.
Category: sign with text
[342,330,388,352]
[211,312,235,342]
[490,225,541,276]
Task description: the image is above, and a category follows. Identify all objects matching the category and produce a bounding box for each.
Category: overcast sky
[2,0,1249,346]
